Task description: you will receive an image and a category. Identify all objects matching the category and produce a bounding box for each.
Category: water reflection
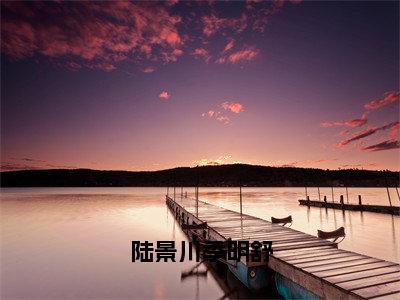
[180,261,282,300]
[1,187,399,299]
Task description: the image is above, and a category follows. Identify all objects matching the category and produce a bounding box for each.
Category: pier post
[317,187,321,201]
[340,195,344,209]
[306,195,310,206]
[358,195,362,206]
[181,187,183,200]
[331,187,334,203]
[174,186,176,201]
[346,187,349,204]
[239,186,243,215]
[386,187,393,207]
[195,186,199,217]
[305,187,308,199]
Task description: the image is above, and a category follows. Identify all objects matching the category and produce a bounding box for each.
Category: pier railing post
[358,195,362,206]
[318,187,321,201]
[174,186,176,202]
[239,186,243,215]
[340,195,344,209]
[195,186,199,217]
[386,187,393,207]
[331,187,334,203]
[346,187,349,204]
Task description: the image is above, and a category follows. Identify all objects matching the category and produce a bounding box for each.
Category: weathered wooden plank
[325,266,400,284]
[314,261,398,278]
[338,273,400,291]
[234,236,319,244]
[286,252,360,264]
[305,258,381,273]
[273,246,335,258]
[272,239,334,247]
[280,249,348,261]
[273,241,337,252]
[230,232,312,241]
[352,281,400,299]
[295,255,369,269]
[371,292,400,299]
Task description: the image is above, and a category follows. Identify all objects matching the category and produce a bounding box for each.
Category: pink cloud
[143,66,156,73]
[201,110,216,118]
[192,48,211,63]
[1,2,298,71]
[216,115,230,124]
[362,139,400,152]
[221,101,244,113]
[159,91,170,100]
[1,2,184,71]
[337,129,349,136]
[222,39,235,53]
[248,0,285,33]
[224,46,259,64]
[202,14,247,37]
[364,91,400,110]
[337,121,399,147]
[389,122,400,139]
[321,116,367,128]
[201,110,230,124]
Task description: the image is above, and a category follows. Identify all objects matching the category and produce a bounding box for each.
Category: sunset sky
[1,1,399,171]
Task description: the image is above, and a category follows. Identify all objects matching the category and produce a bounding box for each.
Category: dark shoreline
[1,164,398,187]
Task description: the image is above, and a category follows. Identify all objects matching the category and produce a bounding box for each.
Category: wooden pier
[166,195,400,299]
[299,199,400,216]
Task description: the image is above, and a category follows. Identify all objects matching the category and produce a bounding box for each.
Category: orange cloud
[158,91,170,100]
[364,91,400,110]
[221,101,244,113]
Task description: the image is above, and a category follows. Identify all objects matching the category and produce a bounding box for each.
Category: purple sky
[1,1,399,171]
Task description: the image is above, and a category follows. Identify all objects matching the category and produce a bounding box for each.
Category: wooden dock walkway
[299,199,400,215]
[166,196,400,299]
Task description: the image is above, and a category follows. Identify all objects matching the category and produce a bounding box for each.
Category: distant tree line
[1,164,398,187]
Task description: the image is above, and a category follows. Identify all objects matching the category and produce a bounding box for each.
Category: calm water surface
[1,187,399,299]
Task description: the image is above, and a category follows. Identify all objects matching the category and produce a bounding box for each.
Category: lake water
[1,187,399,299]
